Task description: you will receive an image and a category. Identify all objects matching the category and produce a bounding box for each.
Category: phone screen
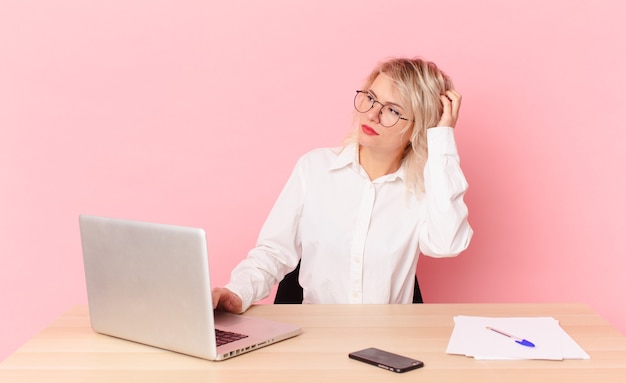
[348,347,424,373]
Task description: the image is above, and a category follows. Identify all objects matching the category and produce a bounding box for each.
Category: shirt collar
[330,144,358,171]
[330,143,406,182]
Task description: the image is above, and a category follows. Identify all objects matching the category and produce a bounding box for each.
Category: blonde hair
[345,57,454,196]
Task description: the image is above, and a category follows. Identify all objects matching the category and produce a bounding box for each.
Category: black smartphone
[348,347,424,373]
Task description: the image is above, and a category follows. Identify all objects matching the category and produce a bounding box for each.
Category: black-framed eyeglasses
[353,90,412,127]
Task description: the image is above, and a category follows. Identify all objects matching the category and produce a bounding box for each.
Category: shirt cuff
[223,282,252,314]
[426,127,458,156]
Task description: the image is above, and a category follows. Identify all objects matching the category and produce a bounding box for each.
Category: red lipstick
[361,124,379,136]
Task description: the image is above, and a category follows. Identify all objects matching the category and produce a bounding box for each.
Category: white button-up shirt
[226,127,473,312]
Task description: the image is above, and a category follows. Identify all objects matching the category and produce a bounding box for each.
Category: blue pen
[486,326,536,347]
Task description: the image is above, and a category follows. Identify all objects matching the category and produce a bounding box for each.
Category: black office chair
[274,261,423,304]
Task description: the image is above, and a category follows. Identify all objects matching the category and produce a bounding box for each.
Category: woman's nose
[366,102,383,123]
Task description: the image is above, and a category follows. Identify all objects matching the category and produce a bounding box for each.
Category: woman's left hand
[437,89,462,128]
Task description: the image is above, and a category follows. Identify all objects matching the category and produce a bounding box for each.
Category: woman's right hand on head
[211,287,243,314]
[437,89,462,128]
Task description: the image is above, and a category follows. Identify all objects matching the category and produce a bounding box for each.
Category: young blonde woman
[213,57,473,313]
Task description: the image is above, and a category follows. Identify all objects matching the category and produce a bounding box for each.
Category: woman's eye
[388,107,401,117]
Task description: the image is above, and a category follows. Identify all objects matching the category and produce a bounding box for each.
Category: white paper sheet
[446,316,590,360]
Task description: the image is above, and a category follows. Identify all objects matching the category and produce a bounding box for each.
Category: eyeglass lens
[354,91,402,127]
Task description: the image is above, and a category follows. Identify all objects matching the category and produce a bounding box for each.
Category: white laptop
[79,214,301,361]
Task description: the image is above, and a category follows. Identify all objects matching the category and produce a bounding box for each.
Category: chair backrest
[274,262,423,304]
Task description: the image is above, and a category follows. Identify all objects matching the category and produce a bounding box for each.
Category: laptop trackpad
[214,311,252,327]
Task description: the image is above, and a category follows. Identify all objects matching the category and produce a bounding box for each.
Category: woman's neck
[358,146,403,181]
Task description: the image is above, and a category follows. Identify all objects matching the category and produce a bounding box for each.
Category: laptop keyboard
[215,329,249,347]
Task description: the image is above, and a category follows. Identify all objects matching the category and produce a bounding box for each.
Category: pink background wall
[1,0,624,361]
